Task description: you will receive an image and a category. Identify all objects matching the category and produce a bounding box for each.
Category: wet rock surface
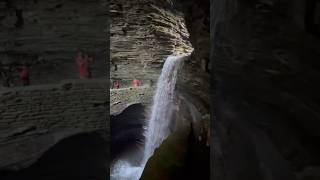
[110,0,193,80]
[141,123,209,180]
[211,0,320,179]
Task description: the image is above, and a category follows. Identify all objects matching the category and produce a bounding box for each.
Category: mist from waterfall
[110,55,185,180]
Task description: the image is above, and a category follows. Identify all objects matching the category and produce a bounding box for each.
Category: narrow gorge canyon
[0,0,319,180]
[110,0,210,179]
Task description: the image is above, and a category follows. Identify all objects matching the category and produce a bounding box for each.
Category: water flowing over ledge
[111,55,186,180]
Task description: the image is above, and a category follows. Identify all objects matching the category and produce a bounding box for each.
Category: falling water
[143,55,184,163]
[111,55,185,180]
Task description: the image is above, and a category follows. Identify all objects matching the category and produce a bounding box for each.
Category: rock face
[110,0,193,80]
[0,79,107,170]
[110,2,211,179]
[167,0,211,110]
[0,0,109,172]
[141,122,209,180]
[111,103,146,161]
[110,86,154,114]
[0,0,107,86]
[110,1,211,159]
[211,0,320,179]
[110,0,211,127]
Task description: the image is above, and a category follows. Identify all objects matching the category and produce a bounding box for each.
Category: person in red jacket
[114,80,121,89]
[75,51,93,79]
[132,78,140,88]
[19,65,30,86]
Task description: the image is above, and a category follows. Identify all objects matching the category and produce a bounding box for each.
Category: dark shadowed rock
[0,131,109,180]
[111,103,146,161]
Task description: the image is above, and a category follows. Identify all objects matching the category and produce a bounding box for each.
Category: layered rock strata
[0,78,107,170]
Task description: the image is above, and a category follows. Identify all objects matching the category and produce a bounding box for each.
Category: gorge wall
[0,0,107,86]
[110,86,154,114]
[110,0,210,110]
[110,1,210,179]
[175,0,210,108]
[211,0,320,179]
[110,0,193,80]
[0,79,107,170]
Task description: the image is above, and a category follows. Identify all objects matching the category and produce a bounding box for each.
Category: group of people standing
[1,51,141,88]
[0,64,30,87]
[113,78,141,89]
[0,50,95,87]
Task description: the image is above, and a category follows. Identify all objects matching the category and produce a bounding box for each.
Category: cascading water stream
[111,55,185,180]
[143,55,184,163]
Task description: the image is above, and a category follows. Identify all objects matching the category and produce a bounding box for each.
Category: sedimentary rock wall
[110,0,210,110]
[211,0,320,179]
[0,79,107,170]
[110,86,154,114]
[175,0,210,119]
[0,0,107,85]
[110,0,193,80]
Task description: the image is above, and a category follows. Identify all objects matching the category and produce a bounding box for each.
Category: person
[19,65,30,86]
[114,80,121,89]
[132,78,140,88]
[75,51,93,79]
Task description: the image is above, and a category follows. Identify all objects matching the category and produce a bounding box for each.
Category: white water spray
[111,55,185,180]
[143,55,184,163]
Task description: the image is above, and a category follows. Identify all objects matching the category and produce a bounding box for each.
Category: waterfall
[143,55,184,164]
[111,55,185,180]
